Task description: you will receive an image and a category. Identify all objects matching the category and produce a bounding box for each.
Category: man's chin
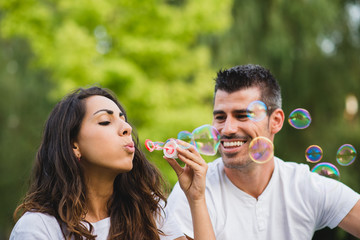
[222,152,238,158]
[221,155,253,169]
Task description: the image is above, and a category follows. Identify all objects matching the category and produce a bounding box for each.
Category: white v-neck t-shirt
[167,157,360,239]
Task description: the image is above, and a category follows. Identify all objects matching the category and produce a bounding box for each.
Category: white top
[10,201,184,240]
[167,157,360,239]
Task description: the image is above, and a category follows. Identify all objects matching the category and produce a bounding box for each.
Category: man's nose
[222,117,238,135]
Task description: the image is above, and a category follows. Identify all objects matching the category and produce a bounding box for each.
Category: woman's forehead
[84,95,120,114]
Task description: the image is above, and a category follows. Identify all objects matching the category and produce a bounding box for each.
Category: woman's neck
[83,169,116,223]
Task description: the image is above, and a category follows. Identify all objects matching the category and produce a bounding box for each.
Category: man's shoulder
[273,157,320,190]
[275,157,311,175]
[273,157,334,195]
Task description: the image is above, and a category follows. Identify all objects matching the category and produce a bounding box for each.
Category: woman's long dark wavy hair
[14,86,168,239]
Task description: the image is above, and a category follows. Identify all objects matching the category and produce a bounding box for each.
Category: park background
[1,0,360,239]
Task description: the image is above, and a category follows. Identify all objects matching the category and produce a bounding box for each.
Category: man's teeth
[223,141,245,147]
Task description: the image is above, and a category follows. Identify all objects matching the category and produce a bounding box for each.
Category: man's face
[212,87,273,169]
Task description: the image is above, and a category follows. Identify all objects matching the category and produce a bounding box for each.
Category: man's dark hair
[215,64,282,114]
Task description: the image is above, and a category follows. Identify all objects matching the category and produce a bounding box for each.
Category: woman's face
[73,95,135,174]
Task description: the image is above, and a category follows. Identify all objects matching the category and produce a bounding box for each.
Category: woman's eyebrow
[93,109,114,115]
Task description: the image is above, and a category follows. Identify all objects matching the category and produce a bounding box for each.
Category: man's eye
[214,115,225,121]
[236,114,248,119]
[99,121,110,126]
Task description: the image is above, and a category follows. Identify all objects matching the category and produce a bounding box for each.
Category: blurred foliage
[0,0,232,237]
[0,37,55,238]
[1,0,360,239]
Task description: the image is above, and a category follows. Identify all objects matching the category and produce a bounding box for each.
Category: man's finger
[164,156,183,176]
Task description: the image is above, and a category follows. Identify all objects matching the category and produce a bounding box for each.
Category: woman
[10,86,214,240]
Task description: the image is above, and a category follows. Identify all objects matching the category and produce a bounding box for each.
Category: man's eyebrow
[93,109,114,115]
[213,110,225,115]
[213,109,247,115]
[234,109,248,114]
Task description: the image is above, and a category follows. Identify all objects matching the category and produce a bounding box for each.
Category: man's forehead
[214,88,261,107]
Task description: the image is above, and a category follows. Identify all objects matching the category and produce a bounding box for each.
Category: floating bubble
[192,125,220,155]
[247,100,267,122]
[288,108,311,129]
[177,130,193,144]
[311,162,340,180]
[305,145,323,163]
[336,144,357,166]
[249,136,274,164]
[176,130,193,150]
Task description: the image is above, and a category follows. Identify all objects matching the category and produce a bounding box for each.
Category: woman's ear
[270,108,285,135]
[72,142,81,160]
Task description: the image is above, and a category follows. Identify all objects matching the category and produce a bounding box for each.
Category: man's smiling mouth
[222,141,246,147]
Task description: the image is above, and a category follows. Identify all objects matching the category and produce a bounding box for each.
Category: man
[167,64,360,239]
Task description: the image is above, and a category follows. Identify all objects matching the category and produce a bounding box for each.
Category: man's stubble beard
[221,151,253,170]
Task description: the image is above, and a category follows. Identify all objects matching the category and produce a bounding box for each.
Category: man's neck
[224,159,275,199]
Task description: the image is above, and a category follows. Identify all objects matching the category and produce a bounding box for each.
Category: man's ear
[270,108,284,135]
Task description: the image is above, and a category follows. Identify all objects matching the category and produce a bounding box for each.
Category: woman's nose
[119,121,132,136]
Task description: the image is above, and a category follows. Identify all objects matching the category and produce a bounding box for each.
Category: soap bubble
[305,145,323,163]
[247,100,267,122]
[249,136,274,164]
[177,131,193,144]
[311,162,340,180]
[336,144,356,166]
[288,108,311,129]
[192,124,220,155]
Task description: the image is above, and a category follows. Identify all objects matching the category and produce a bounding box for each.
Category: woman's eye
[99,121,110,126]
[119,112,126,121]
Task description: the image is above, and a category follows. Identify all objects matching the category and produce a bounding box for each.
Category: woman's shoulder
[19,211,57,221]
[10,212,64,240]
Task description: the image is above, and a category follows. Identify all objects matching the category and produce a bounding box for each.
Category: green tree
[0,0,233,237]
[0,37,55,238]
[0,0,234,182]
